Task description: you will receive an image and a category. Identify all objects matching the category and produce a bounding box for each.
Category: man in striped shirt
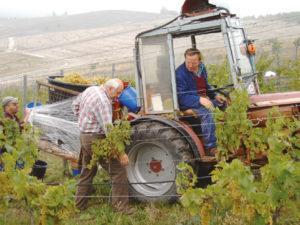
[73,78,134,214]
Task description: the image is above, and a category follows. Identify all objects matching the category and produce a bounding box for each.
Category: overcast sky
[1,0,299,18]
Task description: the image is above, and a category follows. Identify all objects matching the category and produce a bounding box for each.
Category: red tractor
[123,1,300,202]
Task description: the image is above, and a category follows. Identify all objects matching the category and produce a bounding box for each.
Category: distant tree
[90,63,97,71]
[160,7,169,15]
[293,37,300,60]
[267,38,282,66]
[160,7,178,16]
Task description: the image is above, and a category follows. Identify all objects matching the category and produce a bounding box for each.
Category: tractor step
[200,156,217,163]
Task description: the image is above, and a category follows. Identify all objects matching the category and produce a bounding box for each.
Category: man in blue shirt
[176,48,226,156]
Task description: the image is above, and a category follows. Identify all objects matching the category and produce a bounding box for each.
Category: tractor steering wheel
[209,83,234,99]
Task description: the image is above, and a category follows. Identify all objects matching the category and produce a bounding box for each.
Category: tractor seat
[181,109,198,118]
[179,109,202,135]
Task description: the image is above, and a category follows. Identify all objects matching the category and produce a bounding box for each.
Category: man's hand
[119,153,129,166]
[24,108,32,116]
[200,97,214,110]
[215,94,227,103]
[23,108,32,123]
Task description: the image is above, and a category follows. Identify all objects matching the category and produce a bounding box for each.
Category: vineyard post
[63,159,70,176]
[30,208,35,225]
[23,75,27,109]
[112,63,115,78]
[293,38,300,60]
[32,81,38,108]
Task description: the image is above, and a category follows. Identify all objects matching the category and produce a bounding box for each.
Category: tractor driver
[175,48,226,156]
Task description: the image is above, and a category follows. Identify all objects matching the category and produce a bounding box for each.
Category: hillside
[0,10,178,38]
[0,11,299,85]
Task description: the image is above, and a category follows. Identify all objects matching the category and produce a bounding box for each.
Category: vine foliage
[0,119,77,225]
[176,91,300,225]
[89,119,131,167]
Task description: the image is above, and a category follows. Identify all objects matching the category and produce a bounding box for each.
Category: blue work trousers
[193,99,224,150]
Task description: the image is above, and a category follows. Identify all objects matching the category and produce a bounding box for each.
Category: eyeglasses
[186,60,200,66]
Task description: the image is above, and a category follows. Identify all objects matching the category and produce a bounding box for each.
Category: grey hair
[104,78,122,90]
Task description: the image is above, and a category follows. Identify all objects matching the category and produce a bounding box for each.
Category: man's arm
[72,94,82,117]
[95,98,112,135]
[96,100,128,166]
[22,108,31,124]
[202,65,226,103]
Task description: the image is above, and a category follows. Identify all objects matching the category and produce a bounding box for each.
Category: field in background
[0,11,299,88]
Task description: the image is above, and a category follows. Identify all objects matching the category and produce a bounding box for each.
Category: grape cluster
[56,73,90,85]
[56,73,110,85]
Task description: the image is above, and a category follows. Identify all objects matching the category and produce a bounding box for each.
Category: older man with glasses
[72,78,135,214]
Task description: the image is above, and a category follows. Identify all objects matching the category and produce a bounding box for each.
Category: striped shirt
[72,86,112,134]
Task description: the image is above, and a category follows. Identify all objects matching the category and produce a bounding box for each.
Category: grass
[0,201,197,225]
[65,203,198,225]
[0,151,196,225]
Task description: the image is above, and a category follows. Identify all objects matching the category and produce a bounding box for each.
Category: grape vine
[0,119,77,225]
[176,91,300,225]
[89,119,131,167]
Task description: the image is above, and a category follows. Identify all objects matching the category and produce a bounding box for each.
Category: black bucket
[47,76,91,103]
[30,160,47,179]
[48,76,91,92]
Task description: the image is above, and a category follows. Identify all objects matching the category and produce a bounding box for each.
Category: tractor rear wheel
[126,121,194,202]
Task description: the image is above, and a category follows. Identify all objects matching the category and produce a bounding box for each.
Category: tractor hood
[249,91,300,108]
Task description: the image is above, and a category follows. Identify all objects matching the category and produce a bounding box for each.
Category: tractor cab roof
[137,10,236,39]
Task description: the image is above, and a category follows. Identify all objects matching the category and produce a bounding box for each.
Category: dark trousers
[194,106,217,150]
[75,133,129,210]
[193,99,225,150]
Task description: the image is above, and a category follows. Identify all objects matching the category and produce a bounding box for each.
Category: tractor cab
[126,5,261,202]
[134,6,259,116]
[126,1,299,203]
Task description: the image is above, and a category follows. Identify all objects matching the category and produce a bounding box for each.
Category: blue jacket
[176,63,216,111]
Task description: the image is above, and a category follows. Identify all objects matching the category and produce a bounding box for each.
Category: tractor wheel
[126,121,194,202]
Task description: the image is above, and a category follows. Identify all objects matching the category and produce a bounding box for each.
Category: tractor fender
[130,115,202,159]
